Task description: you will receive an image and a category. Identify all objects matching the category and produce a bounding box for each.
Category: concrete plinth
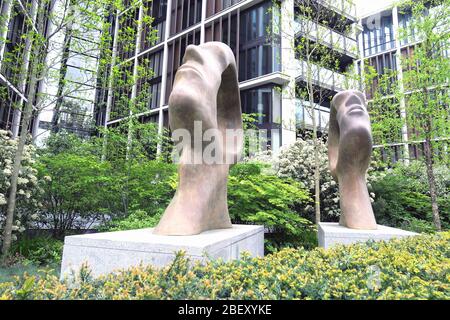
[318,222,418,249]
[60,224,264,279]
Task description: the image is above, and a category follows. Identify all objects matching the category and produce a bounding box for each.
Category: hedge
[0,232,448,300]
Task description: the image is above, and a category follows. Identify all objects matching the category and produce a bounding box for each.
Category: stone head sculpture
[154,42,243,235]
[328,90,377,230]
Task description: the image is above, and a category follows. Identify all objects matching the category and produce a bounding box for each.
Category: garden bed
[0,232,448,300]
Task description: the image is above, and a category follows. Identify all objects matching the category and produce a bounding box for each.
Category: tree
[362,62,405,165]
[397,0,450,230]
[274,0,358,224]
[0,0,157,260]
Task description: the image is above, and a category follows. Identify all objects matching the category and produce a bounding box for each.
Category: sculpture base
[318,222,418,249]
[60,224,264,280]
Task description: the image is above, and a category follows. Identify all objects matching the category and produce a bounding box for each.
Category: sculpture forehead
[186,42,234,62]
[331,90,366,110]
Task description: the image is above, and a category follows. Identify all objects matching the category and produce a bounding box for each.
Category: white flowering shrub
[0,130,42,245]
[274,139,341,219]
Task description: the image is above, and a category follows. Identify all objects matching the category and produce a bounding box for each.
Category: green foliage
[35,150,177,236]
[35,153,115,237]
[102,210,162,232]
[123,161,177,214]
[104,162,315,251]
[371,161,450,233]
[39,130,101,158]
[1,232,448,299]
[228,163,314,252]
[11,236,63,266]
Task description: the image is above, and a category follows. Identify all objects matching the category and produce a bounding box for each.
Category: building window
[136,50,164,110]
[141,0,167,51]
[240,85,281,150]
[206,0,244,17]
[205,10,239,58]
[363,13,395,56]
[170,0,202,35]
[238,1,280,81]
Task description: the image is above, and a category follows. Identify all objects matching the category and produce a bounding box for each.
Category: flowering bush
[0,130,42,246]
[274,139,341,219]
[0,232,448,299]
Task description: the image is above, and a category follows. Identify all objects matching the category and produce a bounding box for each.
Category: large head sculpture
[328,90,377,230]
[154,42,243,235]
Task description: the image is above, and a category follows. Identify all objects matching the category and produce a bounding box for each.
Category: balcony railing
[316,0,357,20]
[294,19,358,57]
[294,59,348,91]
[295,98,330,130]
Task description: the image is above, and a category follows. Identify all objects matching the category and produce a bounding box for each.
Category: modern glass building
[0,0,359,149]
[0,0,101,145]
[94,0,359,153]
[358,3,449,163]
[0,0,40,137]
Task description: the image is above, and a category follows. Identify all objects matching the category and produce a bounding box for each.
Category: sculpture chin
[169,86,201,110]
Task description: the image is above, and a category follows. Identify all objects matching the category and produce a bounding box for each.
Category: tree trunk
[1,0,45,261]
[11,0,39,138]
[423,136,441,231]
[0,0,13,64]
[308,77,321,224]
[1,88,37,259]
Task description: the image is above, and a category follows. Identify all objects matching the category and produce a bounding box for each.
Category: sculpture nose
[345,95,362,107]
[183,45,204,65]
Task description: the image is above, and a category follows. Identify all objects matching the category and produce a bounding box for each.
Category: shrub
[0,130,42,246]
[123,161,177,215]
[35,153,177,237]
[228,163,314,252]
[102,210,162,232]
[10,236,63,266]
[35,153,116,237]
[0,232,448,299]
[371,161,449,232]
[274,139,341,220]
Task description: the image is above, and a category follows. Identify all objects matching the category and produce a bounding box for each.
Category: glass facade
[206,0,244,17]
[170,0,202,35]
[137,50,164,110]
[142,0,167,50]
[240,85,281,148]
[91,0,358,152]
[238,1,281,81]
[363,14,395,57]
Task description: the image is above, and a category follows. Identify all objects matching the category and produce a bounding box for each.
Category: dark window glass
[170,0,202,35]
[363,13,395,56]
[238,1,276,81]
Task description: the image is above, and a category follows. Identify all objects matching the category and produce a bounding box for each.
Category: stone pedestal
[318,222,418,249]
[60,224,264,279]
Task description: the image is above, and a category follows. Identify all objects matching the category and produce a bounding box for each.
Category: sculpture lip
[347,104,366,114]
[178,64,204,78]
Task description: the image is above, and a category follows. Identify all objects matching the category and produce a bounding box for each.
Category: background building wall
[96,0,359,154]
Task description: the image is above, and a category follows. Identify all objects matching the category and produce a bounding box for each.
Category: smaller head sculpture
[328,90,377,230]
